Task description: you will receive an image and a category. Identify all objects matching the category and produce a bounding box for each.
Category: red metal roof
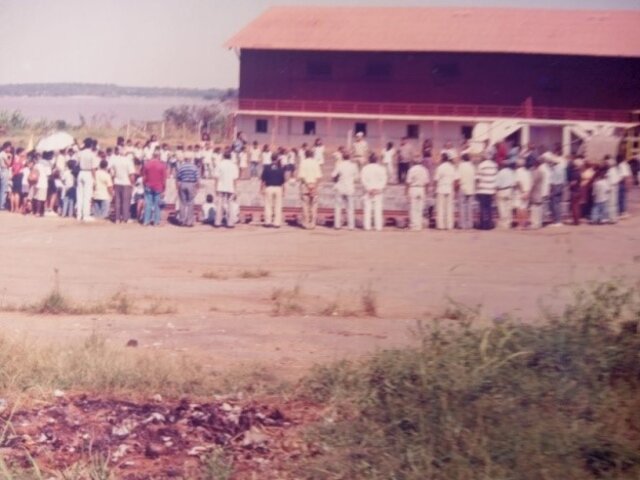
[225,6,640,58]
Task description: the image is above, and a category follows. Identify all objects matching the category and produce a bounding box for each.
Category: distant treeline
[0,83,237,100]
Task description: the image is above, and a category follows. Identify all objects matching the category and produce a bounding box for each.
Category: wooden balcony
[238,98,633,123]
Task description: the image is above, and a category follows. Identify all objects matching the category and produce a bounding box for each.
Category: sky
[0,0,638,90]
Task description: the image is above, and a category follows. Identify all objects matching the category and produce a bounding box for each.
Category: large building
[226,6,640,155]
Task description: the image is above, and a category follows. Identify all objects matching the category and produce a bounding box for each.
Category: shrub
[298,282,640,480]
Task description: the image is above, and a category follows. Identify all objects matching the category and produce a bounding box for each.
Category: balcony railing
[238,98,633,123]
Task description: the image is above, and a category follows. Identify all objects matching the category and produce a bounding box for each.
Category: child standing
[61,163,76,217]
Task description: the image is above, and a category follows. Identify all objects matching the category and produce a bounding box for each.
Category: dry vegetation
[0,281,638,479]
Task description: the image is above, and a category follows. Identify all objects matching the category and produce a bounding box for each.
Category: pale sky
[0,0,637,89]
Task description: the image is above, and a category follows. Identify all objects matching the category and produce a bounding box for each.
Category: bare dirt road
[0,197,638,376]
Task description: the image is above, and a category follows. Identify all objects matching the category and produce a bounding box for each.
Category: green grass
[297,281,640,480]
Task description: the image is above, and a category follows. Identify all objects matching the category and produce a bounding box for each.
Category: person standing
[617,155,632,219]
[76,138,97,222]
[297,149,323,229]
[33,152,53,217]
[351,132,369,167]
[232,131,247,155]
[332,153,359,230]
[360,153,388,231]
[475,155,498,230]
[495,162,515,229]
[249,141,261,179]
[93,159,113,220]
[313,138,326,166]
[567,157,584,226]
[142,151,168,226]
[261,153,286,228]
[10,148,25,213]
[214,151,240,228]
[0,142,12,211]
[513,158,532,229]
[548,152,567,227]
[434,153,456,230]
[381,142,396,183]
[529,158,545,229]
[175,153,200,227]
[110,146,135,223]
[406,157,429,231]
[397,137,415,184]
[590,169,610,225]
[605,155,621,223]
[457,154,476,229]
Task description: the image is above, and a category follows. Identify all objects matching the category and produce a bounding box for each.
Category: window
[354,123,367,137]
[307,61,332,78]
[432,63,460,85]
[365,62,392,79]
[255,119,268,134]
[461,125,473,140]
[303,121,316,136]
[407,124,420,139]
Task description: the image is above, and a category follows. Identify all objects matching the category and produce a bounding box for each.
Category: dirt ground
[0,194,639,377]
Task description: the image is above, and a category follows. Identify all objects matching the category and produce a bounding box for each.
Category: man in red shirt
[142,151,167,226]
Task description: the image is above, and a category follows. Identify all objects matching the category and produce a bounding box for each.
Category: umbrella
[36,132,75,152]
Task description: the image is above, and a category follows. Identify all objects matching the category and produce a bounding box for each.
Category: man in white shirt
[434,153,457,230]
[605,155,620,223]
[617,156,632,218]
[76,138,98,222]
[332,153,359,230]
[405,158,429,231]
[298,149,323,229]
[360,153,388,231]
[109,146,135,223]
[214,151,240,228]
[33,153,53,216]
[202,143,214,179]
[351,132,369,167]
[457,154,476,229]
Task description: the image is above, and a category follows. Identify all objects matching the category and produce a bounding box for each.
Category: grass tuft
[238,268,271,279]
[271,284,304,316]
[298,281,640,480]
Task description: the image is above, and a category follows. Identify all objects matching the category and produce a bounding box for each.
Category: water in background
[0,96,212,124]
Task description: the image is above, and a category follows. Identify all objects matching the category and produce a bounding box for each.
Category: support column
[326,117,332,145]
[271,115,279,146]
[521,124,531,147]
[378,118,384,151]
[433,120,441,163]
[562,125,572,157]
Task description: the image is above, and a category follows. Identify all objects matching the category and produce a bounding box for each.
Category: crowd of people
[0,131,636,232]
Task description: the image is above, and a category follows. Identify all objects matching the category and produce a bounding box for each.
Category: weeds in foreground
[298,281,640,480]
[202,268,271,280]
[0,331,286,399]
[271,284,304,316]
[316,286,380,318]
[202,448,234,480]
[360,284,378,317]
[0,278,177,317]
[238,268,271,279]
[143,300,177,316]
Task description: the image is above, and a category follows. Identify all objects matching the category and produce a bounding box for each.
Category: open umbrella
[35,132,75,152]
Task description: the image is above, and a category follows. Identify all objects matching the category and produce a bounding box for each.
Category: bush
[299,282,640,480]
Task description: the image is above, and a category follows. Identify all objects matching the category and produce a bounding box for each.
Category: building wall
[236,114,554,151]
[239,49,640,110]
